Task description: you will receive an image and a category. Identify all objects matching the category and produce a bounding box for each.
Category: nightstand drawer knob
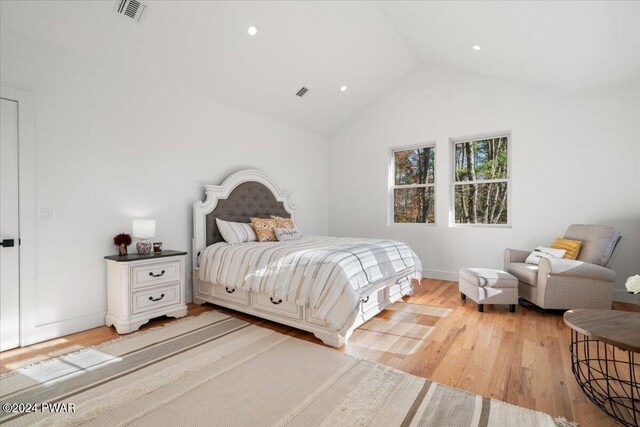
[148,270,166,278]
[225,287,236,294]
[361,296,370,303]
[270,297,283,305]
[148,293,165,302]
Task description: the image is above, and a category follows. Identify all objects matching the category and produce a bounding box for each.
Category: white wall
[1,28,329,342]
[329,65,640,304]
[2,4,637,346]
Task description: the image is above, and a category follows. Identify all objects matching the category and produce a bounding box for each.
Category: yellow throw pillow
[271,215,295,229]
[250,217,278,242]
[551,238,582,260]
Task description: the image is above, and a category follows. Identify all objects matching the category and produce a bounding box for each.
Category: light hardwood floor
[2,279,637,426]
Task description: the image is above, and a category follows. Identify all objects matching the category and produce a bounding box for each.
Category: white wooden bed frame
[192,169,413,347]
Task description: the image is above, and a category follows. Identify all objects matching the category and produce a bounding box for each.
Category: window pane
[394,146,435,185]
[453,182,508,224]
[454,137,508,182]
[394,187,435,223]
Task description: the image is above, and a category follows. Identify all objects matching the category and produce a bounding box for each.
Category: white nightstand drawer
[106,250,187,334]
[131,260,181,289]
[132,284,181,315]
[253,293,301,319]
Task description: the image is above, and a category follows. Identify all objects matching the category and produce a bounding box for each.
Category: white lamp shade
[132,219,156,238]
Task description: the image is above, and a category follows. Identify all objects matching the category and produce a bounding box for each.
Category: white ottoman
[459,268,519,312]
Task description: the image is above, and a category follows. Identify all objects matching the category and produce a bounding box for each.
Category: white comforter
[199,236,422,332]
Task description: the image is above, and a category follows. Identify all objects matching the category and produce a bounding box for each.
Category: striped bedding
[199,236,422,332]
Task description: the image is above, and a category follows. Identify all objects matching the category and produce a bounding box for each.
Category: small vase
[118,244,128,256]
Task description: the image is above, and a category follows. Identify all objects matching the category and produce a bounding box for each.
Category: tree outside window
[452,135,510,225]
[391,145,435,224]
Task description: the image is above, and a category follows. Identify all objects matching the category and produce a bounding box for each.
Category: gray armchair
[504,224,622,309]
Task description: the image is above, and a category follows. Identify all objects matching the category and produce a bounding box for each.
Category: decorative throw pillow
[271,215,295,229]
[525,246,566,265]
[274,226,302,241]
[250,217,278,242]
[551,238,582,260]
[216,218,257,244]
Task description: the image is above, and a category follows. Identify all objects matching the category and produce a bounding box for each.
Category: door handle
[0,239,15,248]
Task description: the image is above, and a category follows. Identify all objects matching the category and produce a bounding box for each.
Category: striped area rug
[0,311,573,426]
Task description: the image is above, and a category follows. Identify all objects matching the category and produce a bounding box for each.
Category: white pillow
[216,218,257,244]
[525,246,566,265]
[274,226,302,241]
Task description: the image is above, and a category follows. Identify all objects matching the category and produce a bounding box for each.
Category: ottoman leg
[477,304,484,313]
[460,292,466,301]
[509,304,516,313]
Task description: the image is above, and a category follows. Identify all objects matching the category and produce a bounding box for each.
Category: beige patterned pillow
[250,217,278,242]
[271,215,295,229]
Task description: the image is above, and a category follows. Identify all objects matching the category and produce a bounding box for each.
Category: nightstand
[104,250,188,334]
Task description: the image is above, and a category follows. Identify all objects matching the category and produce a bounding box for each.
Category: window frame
[388,142,437,226]
[449,132,512,228]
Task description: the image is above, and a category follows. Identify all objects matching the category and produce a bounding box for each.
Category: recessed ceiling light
[472,45,482,51]
[248,26,258,36]
[340,85,347,92]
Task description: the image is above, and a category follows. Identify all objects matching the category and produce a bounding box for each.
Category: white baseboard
[26,311,107,347]
[422,268,458,282]
[612,289,640,304]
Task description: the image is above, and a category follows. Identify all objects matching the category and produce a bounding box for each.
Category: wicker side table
[564,309,640,427]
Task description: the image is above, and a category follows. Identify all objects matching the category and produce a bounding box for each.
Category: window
[451,134,510,225]
[390,145,435,224]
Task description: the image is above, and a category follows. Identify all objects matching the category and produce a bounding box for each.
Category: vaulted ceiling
[2,1,639,136]
[379,1,640,91]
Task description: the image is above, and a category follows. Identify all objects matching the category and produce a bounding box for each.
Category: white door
[0,97,20,351]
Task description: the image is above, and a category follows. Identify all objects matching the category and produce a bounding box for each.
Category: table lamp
[132,219,155,255]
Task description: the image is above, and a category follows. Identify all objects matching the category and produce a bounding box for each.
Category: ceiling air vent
[114,0,147,22]
[296,87,309,98]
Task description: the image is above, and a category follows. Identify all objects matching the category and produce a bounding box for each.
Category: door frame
[1,85,36,347]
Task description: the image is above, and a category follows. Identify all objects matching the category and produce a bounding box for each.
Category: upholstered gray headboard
[193,170,296,266]
[205,181,290,246]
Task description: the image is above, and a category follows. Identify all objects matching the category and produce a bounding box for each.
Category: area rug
[0,311,574,426]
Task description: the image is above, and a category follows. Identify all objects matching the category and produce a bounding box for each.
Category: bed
[192,169,422,347]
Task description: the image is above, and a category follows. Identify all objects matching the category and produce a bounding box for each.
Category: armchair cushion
[564,224,621,266]
[538,257,617,283]
[506,263,539,286]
